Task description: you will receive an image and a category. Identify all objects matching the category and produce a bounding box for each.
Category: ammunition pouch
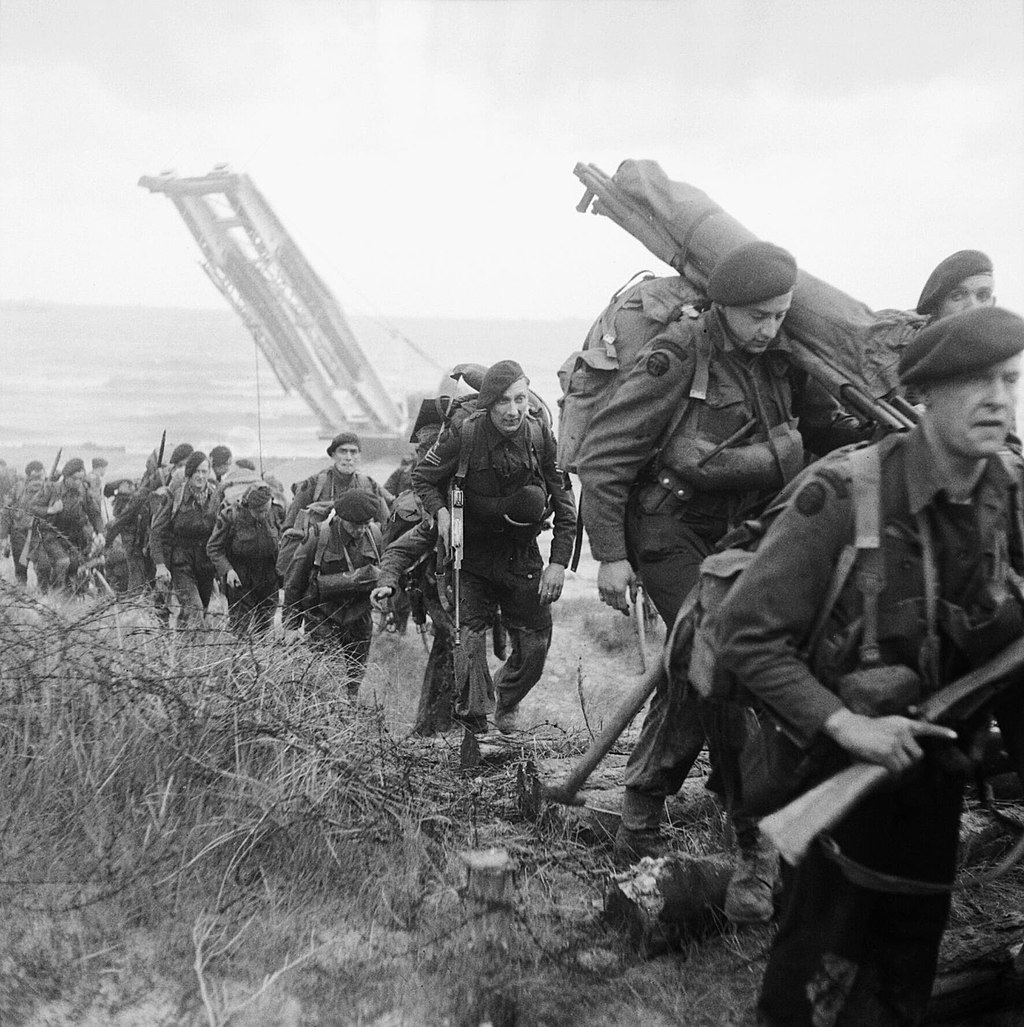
[659,421,804,493]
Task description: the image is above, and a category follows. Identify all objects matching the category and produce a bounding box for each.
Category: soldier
[206,482,284,634]
[284,432,390,530]
[577,241,866,920]
[151,451,220,628]
[100,477,136,593]
[916,249,995,322]
[209,445,233,484]
[28,457,105,593]
[86,457,109,523]
[282,489,383,698]
[1,460,43,586]
[412,359,577,734]
[717,306,1024,1026]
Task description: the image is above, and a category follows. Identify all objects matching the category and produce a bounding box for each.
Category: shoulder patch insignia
[646,351,671,378]
[795,480,827,517]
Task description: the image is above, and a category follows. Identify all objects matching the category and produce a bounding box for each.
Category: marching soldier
[284,432,390,530]
[412,359,577,734]
[150,451,220,628]
[28,458,105,593]
[1,460,43,586]
[915,249,995,323]
[577,241,866,920]
[207,482,284,634]
[282,490,383,698]
[718,306,1024,1025]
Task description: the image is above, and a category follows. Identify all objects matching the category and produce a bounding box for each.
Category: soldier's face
[188,460,210,487]
[720,292,793,353]
[332,444,360,473]
[936,274,995,321]
[340,517,371,539]
[922,354,1020,460]
[489,377,530,435]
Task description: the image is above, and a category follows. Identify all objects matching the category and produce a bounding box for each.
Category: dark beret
[899,307,1024,387]
[184,451,208,477]
[91,457,108,469]
[169,443,194,466]
[477,360,528,409]
[62,458,86,478]
[25,460,44,475]
[209,445,232,465]
[236,458,257,470]
[104,478,134,497]
[333,489,379,523]
[706,241,798,306]
[916,250,993,316]
[327,431,361,456]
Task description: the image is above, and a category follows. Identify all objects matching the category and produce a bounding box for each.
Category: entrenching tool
[632,582,648,675]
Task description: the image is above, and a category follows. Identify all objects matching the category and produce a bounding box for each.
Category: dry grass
[1,579,1020,1026]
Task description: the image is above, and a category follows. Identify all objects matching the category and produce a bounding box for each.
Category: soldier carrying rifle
[717,307,1024,1026]
[412,359,577,735]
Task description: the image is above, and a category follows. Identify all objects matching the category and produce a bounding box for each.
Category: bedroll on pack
[556,273,705,474]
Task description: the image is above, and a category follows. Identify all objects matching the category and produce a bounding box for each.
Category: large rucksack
[276,470,380,577]
[556,273,705,475]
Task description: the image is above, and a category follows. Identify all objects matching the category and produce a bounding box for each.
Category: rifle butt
[17,527,33,567]
[759,762,890,866]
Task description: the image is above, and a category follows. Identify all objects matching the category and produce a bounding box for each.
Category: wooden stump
[604,853,734,956]
[459,848,518,1027]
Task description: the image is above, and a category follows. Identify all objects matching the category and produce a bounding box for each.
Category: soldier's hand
[538,563,565,605]
[154,563,172,585]
[824,708,958,775]
[225,569,241,589]
[370,585,395,609]
[47,499,64,514]
[597,560,637,614]
[436,507,451,555]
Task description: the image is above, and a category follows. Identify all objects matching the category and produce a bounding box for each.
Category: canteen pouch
[314,564,380,600]
[836,664,922,717]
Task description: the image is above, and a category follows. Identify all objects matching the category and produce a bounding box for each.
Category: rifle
[156,429,167,469]
[450,485,464,646]
[760,633,1024,866]
[17,446,62,566]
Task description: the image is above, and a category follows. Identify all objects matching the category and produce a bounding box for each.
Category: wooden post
[460,848,517,1027]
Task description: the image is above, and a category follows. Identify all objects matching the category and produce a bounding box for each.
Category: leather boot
[724,836,778,924]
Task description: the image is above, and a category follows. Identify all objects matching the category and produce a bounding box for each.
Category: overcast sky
[1,0,1022,321]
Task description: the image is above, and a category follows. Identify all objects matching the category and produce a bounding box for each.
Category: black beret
[327,432,361,456]
[706,241,798,306]
[898,307,1024,387]
[62,458,86,478]
[916,250,993,316]
[91,457,108,469]
[184,451,208,477]
[209,445,232,465]
[169,443,194,466]
[477,360,528,409]
[236,458,257,470]
[409,398,443,442]
[25,460,44,475]
[333,489,379,522]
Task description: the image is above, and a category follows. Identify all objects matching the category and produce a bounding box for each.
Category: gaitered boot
[724,832,778,924]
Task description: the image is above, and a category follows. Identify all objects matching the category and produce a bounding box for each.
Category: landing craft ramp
[139,168,405,441]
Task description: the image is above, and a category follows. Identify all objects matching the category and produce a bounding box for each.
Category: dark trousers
[458,543,553,720]
[759,772,962,1027]
[305,607,373,696]
[621,502,753,843]
[171,543,216,627]
[10,528,29,584]
[225,564,279,635]
[412,580,456,736]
